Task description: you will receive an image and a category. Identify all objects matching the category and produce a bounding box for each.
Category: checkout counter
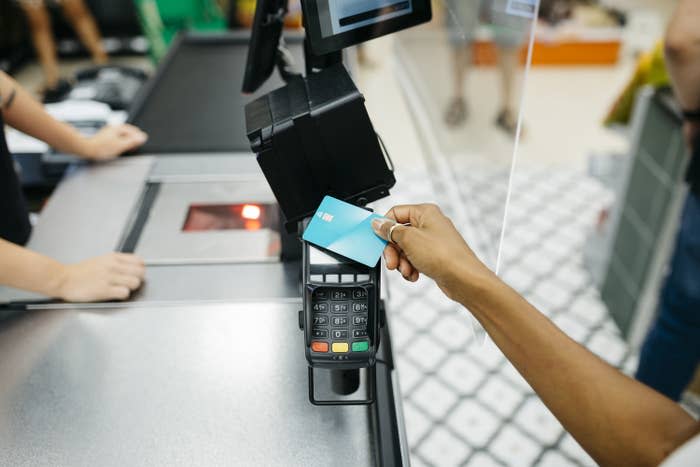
[0,32,407,466]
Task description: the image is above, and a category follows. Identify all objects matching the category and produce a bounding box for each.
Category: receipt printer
[245,64,395,232]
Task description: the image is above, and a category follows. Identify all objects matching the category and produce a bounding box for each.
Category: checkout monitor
[302,0,432,55]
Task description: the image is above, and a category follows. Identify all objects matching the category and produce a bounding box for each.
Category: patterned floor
[378,164,637,467]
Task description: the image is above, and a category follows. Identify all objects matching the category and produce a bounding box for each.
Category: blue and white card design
[302,196,387,267]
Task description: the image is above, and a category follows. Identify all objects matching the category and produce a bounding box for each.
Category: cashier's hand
[78,124,148,161]
[55,253,145,302]
[371,204,493,303]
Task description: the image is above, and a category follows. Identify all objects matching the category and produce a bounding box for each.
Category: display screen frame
[301,0,432,55]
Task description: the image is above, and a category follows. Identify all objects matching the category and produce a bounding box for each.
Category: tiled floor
[378,163,633,467]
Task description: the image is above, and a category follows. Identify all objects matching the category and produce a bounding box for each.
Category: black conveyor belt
[128,31,304,154]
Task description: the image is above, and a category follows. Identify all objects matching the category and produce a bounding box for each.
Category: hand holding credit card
[302,196,387,267]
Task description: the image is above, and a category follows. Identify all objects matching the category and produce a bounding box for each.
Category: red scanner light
[241,204,262,220]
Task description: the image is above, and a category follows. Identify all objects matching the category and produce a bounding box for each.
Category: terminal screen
[317,0,414,37]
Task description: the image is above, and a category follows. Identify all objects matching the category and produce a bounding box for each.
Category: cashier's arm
[0,71,147,160]
[0,237,145,302]
[372,205,700,467]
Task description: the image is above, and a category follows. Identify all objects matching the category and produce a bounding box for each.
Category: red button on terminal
[311,341,329,353]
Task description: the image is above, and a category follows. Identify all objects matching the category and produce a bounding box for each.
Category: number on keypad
[313,315,328,325]
[332,316,348,326]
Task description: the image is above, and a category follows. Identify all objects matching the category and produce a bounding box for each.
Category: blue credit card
[302,196,387,267]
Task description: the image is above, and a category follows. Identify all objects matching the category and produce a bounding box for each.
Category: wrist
[46,262,70,299]
[73,136,96,160]
[441,255,500,308]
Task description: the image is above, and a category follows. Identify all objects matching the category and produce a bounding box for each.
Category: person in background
[444,0,529,135]
[0,70,147,301]
[17,0,108,101]
[371,203,699,466]
[635,0,700,404]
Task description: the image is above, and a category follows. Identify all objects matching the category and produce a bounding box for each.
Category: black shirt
[689,132,700,196]
[0,109,32,245]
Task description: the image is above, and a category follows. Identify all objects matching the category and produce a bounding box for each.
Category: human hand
[79,124,147,161]
[371,204,494,303]
[54,253,145,302]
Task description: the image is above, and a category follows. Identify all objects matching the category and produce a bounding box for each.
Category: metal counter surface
[0,301,377,466]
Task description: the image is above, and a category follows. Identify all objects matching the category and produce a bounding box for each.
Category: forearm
[456,269,698,467]
[0,72,88,157]
[0,238,65,298]
[664,0,700,111]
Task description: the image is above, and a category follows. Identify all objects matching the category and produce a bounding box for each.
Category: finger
[110,273,142,290]
[383,244,401,270]
[409,269,420,282]
[115,262,146,280]
[108,286,131,301]
[371,218,410,245]
[384,204,426,226]
[119,131,148,151]
[114,253,145,266]
[398,254,415,279]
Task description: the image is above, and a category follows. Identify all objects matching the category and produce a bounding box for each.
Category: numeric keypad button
[332,316,349,327]
[312,303,328,312]
[353,329,368,338]
[331,290,350,300]
[352,302,368,312]
[314,289,328,300]
[352,289,367,299]
[313,315,328,326]
[312,329,328,338]
[331,303,349,313]
[332,330,349,339]
[352,315,368,326]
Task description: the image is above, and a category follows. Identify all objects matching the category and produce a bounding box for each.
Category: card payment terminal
[301,240,381,405]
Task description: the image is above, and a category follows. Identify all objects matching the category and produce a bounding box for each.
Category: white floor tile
[438,354,487,395]
[536,450,578,467]
[465,452,506,467]
[411,378,459,420]
[397,357,425,393]
[477,376,525,419]
[489,425,542,467]
[531,280,575,311]
[569,294,609,327]
[430,312,474,351]
[467,338,506,371]
[417,426,472,467]
[400,298,441,329]
[403,401,433,446]
[403,334,449,372]
[447,398,502,448]
[587,330,628,366]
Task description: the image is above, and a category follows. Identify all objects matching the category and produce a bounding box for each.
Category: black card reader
[301,240,381,404]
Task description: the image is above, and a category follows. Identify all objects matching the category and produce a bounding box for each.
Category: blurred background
[1,0,696,466]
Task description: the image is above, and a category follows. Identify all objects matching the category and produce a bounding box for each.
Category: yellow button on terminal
[332,342,349,353]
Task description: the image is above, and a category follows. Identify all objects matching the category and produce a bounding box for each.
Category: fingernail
[371,218,385,234]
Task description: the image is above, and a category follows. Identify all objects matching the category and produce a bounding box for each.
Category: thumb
[372,218,410,245]
[371,218,394,241]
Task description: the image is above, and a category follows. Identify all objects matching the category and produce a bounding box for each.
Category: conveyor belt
[128,31,305,154]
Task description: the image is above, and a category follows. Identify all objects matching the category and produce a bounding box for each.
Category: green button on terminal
[352,341,369,352]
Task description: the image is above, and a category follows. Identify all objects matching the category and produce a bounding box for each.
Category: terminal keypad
[310,286,370,355]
